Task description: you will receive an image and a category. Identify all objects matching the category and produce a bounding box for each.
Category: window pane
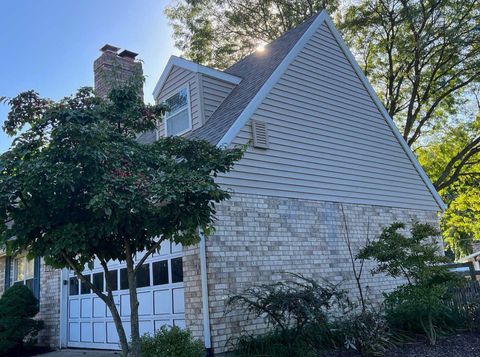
[152,260,169,285]
[171,258,183,283]
[25,259,35,279]
[107,270,118,291]
[166,109,190,136]
[165,88,188,115]
[69,277,79,296]
[136,264,150,288]
[25,279,34,291]
[93,272,104,292]
[14,258,25,282]
[120,268,129,290]
[81,275,91,294]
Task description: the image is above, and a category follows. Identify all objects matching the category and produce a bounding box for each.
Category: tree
[0,80,243,357]
[165,0,339,69]
[357,222,460,344]
[340,0,480,190]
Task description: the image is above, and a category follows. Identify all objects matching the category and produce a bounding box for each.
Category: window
[164,87,191,136]
[13,256,34,290]
[153,260,169,285]
[171,257,183,283]
[7,256,40,299]
[81,274,91,294]
[136,264,150,288]
[69,277,79,296]
[93,272,104,292]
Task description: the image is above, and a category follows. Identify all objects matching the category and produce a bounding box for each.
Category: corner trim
[199,230,211,349]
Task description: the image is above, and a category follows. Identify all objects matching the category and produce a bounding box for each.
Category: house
[0,11,444,354]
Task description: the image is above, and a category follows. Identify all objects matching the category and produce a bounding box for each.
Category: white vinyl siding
[155,66,201,137]
[202,75,236,122]
[217,23,439,211]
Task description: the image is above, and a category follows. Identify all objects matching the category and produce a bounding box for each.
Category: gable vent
[251,119,269,149]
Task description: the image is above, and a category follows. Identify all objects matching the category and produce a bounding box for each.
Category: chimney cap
[118,49,139,60]
[100,44,120,53]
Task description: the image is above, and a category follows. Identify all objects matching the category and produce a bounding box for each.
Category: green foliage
[227,273,349,333]
[0,81,243,268]
[341,0,479,148]
[339,308,395,356]
[358,222,462,345]
[0,284,43,355]
[165,0,339,69]
[233,329,317,357]
[357,222,450,282]
[140,326,204,357]
[0,78,243,356]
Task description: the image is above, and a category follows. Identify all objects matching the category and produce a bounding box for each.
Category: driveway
[36,350,119,357]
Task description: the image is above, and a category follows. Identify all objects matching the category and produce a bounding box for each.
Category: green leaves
[0,81,243,270]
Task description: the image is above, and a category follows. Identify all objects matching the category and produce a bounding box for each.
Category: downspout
[199,230,212,355]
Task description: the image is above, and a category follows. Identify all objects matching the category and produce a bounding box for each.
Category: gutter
[199,230,212,354]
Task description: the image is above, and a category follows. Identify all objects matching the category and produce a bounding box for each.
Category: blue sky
[0,0,178,152]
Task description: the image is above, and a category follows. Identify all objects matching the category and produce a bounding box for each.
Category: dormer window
[164,86,191,136]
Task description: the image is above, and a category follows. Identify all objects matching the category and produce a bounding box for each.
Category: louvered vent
[251,120,269,149]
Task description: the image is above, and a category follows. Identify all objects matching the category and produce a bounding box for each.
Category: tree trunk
[101,260,130,356]
[125,242,141,357]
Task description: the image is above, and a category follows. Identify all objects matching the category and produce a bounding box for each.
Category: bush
[228,273,348,355]
[339,308,396,356]
[233,329,314,357]
[140,326,204,357]
[0,284,43,355]
[358,222,462,345]
[227,273,349,334]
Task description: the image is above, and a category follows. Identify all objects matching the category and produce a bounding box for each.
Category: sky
[0,0,179,152]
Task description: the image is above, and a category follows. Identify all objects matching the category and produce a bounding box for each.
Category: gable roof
[187,12,321,145]
[152,56,242,99]
[154,11,445,210]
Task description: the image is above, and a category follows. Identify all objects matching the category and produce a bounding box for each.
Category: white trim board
[216,11,445,211]
[153,56,242,100]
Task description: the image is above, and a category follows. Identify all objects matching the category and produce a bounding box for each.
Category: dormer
[153,56,241,138]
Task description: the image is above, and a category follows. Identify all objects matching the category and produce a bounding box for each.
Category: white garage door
[67,241,185,349]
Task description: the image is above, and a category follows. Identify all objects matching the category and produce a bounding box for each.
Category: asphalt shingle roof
[188,13,319,145]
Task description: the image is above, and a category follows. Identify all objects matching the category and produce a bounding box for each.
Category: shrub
[339,308,396,356]
[233,329,314,357]
[358,222,462,345]
[227,273,349,334]
[0,284,43,355]
[228,273,348,355]
[140,326,204,357]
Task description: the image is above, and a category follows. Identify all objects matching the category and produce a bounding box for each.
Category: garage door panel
[173,288,185,314]
[154,319,171,332]
[93,322,106,343]
[69,299,80,318]
[106,295,120,317]
[154,289,171,314]
[139,320,154,335]
[69,323,80,342]
[93,298,106,317]
[106,322,119,344]
[81,322,92,342]
[81,298,92,318]
[174,319,186,329]
[120,294,130,316]
[138,291,153,316]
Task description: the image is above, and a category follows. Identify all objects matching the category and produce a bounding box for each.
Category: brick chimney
[93,44,143,99]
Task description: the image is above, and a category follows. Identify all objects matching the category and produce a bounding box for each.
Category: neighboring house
[0,11,444,354]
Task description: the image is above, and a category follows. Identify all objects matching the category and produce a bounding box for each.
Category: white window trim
[163,85,192,137]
